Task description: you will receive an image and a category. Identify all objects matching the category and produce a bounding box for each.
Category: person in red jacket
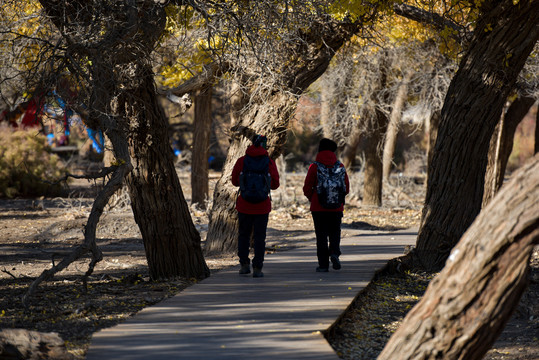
[303,138,350,272]
[231,135,280,278]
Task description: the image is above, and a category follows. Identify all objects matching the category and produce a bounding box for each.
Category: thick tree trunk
[205,92,295,254]
[415,0,539,271]
[191,87,213,207]
[379,154,539,360]
[383,74,410,182]
[38,0,210,281]
[122,64,209,280]
[363,109,389,206]
[483,96,535,206]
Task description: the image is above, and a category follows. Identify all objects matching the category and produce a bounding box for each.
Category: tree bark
[426,110,440,179]
[379,154,539,360]
[121,63,209,280]
[535,104,539,154]
[483,96,535,206]
[342,128,361,170]
[191,86,213,207]
[363,109,389,206]
[415,0,539,271]
[383,73,411,182]
[363,52,390,206]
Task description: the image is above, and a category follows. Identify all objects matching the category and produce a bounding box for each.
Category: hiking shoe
[316,267,329,272]
[331,255,341,270]
[253,268,264,278]
[239,264,251,275]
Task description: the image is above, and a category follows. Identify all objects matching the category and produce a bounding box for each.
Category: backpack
[239,155,271,203]
[314,161,346,209]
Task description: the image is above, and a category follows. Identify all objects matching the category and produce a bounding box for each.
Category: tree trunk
[38,0,210,281]
[379,154,539,360]
[363,52,390,207]
[363,108,389,206]
[425,110,440,176]
[122,64,209,280]
[483,96,535,206]
[191,86,213,207]
[415,0,539,271]
[383,73,411,182]
[342,128,361,169]
[535,104,539,154]
[205,92,295,254]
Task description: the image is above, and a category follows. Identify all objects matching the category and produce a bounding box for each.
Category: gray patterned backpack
[314,161,346,209]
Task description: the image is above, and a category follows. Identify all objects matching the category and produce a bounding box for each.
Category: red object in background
[21,95,45,128]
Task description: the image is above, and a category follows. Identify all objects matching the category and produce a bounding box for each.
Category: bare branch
[22,162,132,305]
[393,3,469,43]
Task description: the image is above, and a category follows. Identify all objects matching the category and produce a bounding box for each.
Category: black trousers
[237,212,269,269]
[312,211,342,268]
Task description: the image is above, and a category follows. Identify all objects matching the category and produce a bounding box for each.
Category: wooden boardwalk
[86,229,416,360]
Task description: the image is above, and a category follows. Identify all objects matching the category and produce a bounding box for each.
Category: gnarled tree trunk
[379,154,539,360]
[415,0,539,270]
[122,63,209,280]
[205,17,364,253]
[39,0,210,281]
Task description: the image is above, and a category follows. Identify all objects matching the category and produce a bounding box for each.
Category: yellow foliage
[158,5,214,88]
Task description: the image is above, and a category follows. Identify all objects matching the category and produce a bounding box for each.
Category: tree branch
[393,3,469,43]
[157,61,227,97]
[22,162,132,305]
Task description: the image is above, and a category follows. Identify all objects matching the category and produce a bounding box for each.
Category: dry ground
[0,169,537,359]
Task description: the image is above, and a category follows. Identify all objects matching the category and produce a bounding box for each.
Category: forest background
[0,0,538,359]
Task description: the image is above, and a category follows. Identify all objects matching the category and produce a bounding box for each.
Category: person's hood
[246,145,269,157]
[315,150,338,166]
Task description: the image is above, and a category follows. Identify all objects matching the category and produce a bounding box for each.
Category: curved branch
[22,162,132,305]
[393,3,469,43]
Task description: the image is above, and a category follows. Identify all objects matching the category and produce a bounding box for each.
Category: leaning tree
[3,0,212,293]
[397,0,539,270]
[378,154,539,360]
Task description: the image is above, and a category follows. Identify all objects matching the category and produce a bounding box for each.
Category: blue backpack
[314,161,346,209]
[239,155,271,203]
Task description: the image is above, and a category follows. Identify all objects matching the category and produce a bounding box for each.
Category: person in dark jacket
[303,138,350,272]
[231,135,280,278]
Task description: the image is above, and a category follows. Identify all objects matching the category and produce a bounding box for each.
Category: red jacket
[303,150,350,212]
[232,145,280,214]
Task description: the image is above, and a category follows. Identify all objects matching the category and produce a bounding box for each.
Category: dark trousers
[238,212,269,269]
[312,211,342,268]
